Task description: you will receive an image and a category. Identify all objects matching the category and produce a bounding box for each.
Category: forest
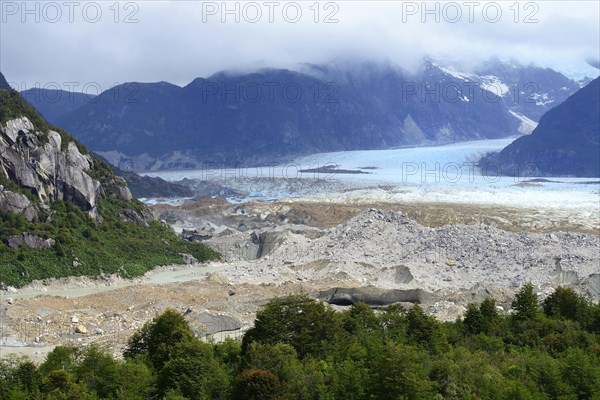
[1,283,599,399]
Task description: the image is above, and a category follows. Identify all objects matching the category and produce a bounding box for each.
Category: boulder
[5,233,55,249]
[179,253,197,264]
[0,188,38,221]
[205,272,230,285]
[196,311,242,335]
[315,286,433,306]
[74,325,88,334]
[120,207,152,227]
[0,117,33,145]
[105,176,133,201]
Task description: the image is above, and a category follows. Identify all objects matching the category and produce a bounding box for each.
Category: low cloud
[1,1,598,90]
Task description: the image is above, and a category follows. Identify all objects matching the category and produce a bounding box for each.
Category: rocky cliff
[0,112,131,222]
[0,72,219,288]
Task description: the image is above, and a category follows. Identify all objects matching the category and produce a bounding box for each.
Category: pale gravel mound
[222,209,600,300]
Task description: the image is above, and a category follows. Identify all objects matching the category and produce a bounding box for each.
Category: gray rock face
[196,311,242,335]
[0,187,38,221]
[316,286,433,306]
[5,233,56,249]
[0,117,110,214]
[105,176,133,201]
[120,208,152,227]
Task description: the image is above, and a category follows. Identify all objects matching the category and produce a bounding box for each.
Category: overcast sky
[1,0,599,91]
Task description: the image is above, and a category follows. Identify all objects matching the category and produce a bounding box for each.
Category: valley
[2,190,598,360]
[1,73,599,368]
[2,1,600,396]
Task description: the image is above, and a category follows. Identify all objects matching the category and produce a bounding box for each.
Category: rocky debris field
[155,198,600,237]
[1,272,321,360]
[2,200,599,360]
[216,208,600,300]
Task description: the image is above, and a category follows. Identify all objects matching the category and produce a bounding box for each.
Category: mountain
[21,88,96,125]
[479,77,600,177]
[98,154,193,198]
[0,73,10,91]
[473,59,582,121]
[46,60,583,170]
[0,72,218,287]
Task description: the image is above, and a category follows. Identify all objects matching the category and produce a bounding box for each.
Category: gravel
[221,209,600,300]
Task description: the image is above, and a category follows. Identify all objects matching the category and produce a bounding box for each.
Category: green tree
[407,304,445,353]
[543,287,593,326]
[40,369,94,400]
[343,302,380,334]
[464,297,500,335]
[124,308,193,370]
[39,347,79,376]
[592,303,600,334]
[512,283,541,320]
[117,358,156,399]
[13,360,41,395]
[156,339,230,399]
[561,348,600,399]
[213,338,242,379]
[76,346,120,399]
[479,297,500,332]
[330,359,369,400]
[370,341,435,400]
[379,304,408,342]
[242,295,342,358]
[463,303,483,334]
[242,342,302,394]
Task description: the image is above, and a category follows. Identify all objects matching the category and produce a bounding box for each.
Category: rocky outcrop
[0,117,132,217]
[5,233,56,249]
[0,187,38,221]
[119,207,153,227]
[196,311,242,335]
[104,176,133,201]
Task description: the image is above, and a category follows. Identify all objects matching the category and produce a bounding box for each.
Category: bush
[234,369,285,400]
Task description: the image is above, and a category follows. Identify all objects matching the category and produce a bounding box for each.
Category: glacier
[144,138,600,210]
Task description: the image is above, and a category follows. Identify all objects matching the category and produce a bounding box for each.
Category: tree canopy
[1,285,599,399]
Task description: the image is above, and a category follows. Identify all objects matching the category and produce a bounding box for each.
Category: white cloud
[1,0,598,89]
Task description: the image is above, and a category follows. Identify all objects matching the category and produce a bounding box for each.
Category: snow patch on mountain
[480,75,509,97]
[435,64,510,98]
[531,92,554,106]
[509,111,538,134]
[436,65,478,81]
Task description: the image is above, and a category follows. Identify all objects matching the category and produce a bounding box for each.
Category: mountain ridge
[54,60,578,171]
[16,60,587,171]
[479,77,600,177]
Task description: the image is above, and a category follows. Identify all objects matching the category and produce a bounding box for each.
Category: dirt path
[7,263,232,301]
